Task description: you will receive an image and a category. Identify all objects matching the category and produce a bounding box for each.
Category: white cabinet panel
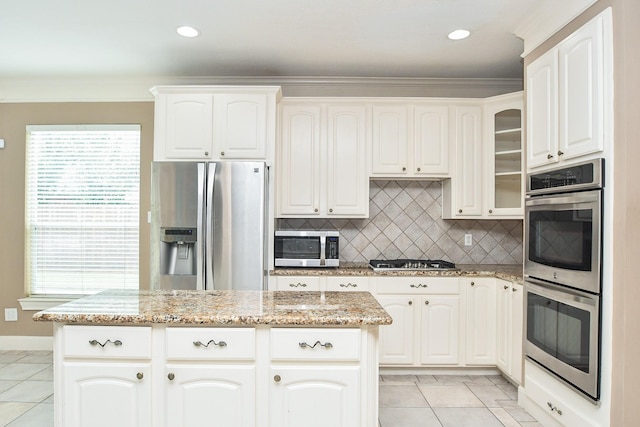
[161,94,214,159]
[465,278,497,366]
[377,295,415,365]
[414,104,450,175]
[420,295,460,365]
[371,105,408,175]
[214,94,269,159]
[527,50,558,170]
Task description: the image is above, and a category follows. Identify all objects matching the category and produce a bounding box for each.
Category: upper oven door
[525,189,602,294]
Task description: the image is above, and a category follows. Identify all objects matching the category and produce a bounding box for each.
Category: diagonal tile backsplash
[277,180,523,265]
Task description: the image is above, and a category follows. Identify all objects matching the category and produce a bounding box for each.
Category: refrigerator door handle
[196,163,206,290]
[205,162,217,289]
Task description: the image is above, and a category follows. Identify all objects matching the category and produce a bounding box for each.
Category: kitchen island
[34,289,391,427]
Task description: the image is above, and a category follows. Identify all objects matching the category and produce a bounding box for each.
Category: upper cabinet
[484,92,524,217]
[151,86,281,162]
[526,9,612,171]
[370,103,449,177]
[277,100,368,218]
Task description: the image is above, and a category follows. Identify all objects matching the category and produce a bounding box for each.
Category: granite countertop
[270,264,524,284]
[33,289,393,326]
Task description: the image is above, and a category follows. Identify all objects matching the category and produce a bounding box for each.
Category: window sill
[18,296,79,311]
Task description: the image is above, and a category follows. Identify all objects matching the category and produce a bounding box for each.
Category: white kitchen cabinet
[483,92,524,217]
[151,86,281,161]
[277,100,368,218]
[269,366,360,427]
[526,9,612,171]
[165,365,255,427]
[442,105,483,218]
[377,295,416,365]
[62,362,152,427]
[496,280,523,384]
[420,295,460,365]
[370,103,449,177]
[274,275,321,291]
[375,277,461,366]
[464,278,497,366]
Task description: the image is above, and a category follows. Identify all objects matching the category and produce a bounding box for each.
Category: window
[25,125,140,296]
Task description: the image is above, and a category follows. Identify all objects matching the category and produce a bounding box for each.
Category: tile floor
[379,373,541,427]
[0,351,540,427]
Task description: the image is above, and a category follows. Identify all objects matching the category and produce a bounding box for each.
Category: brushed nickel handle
[168,373,175,381]
[289,283,307,288]
[299,341,333,349]
[547,153,554,159]
[193,339,227,348]
[274,375,281,383]
[339,283,358,288]
[89,339,122,348]
[547,402,563,415]
[410,284,428,288]
[136,372,144,380]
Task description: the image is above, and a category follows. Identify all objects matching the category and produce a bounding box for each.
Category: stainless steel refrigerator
[150,161,268,291]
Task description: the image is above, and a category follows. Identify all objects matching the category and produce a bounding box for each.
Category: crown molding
[0,76,523,103]
[514,0,598,58]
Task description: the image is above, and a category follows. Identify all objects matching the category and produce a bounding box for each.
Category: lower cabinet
[465,278,497,366]
[375,277,461,366]
[165,365,255,427]
[269,366,360,427]
[62,362,152,427]
[496,280,524,384]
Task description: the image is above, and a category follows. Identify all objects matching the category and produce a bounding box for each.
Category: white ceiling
[0,0,544,81]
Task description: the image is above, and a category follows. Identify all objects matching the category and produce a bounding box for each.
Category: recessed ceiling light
[177,26,200,38]
[448,29,470,40]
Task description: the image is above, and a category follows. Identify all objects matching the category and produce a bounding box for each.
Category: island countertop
[33,289,393,326]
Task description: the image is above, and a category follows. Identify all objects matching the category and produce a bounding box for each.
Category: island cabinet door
[269,366,360,427]
[62,362,152,427]
[164,365,255,427]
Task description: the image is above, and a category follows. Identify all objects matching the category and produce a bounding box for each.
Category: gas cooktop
[369,259,458,271]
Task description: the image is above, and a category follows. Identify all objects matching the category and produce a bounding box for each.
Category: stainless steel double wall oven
[524,159,604,402]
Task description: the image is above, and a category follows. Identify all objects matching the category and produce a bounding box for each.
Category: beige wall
[0,102,154,337]
[524,0,640,424]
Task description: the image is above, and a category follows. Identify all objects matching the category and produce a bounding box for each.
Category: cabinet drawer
[63,325,152,359]
[325,276,370,292]
[271,328,361,361]
[276,276,321,291]
[166,327,255,360]
[376,277,460,294]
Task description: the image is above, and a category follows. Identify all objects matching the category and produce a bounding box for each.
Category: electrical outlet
[464,234,473,246]
[4,308,18,322]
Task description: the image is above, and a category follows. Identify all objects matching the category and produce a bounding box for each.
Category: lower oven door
[524,279,600,401]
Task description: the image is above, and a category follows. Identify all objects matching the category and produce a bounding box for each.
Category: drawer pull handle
[193,340,227,348]
[89,339,122,348]
[289,283,307,288]
[299,340,333,349]
[410,284,428,288]
[547,402,563,415]
[339,283,358,288]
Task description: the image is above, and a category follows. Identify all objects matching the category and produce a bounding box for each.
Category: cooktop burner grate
[369,259,457,271]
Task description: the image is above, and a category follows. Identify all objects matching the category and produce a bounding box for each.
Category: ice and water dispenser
[159,227,197,276]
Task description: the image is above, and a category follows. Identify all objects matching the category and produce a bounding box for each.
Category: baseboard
[0,336,54,351]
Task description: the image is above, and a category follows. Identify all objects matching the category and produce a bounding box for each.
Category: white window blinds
[25,125,140,295]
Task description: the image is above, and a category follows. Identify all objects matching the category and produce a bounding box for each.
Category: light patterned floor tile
[418,385,484,408]
[433,407,504,427]
[379,407,443,427]
[6,403,54,427]
[379,384,429,408]
[0,402,36,426]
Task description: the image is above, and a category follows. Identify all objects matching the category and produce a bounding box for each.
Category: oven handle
[525,191,600,207]
[525,278,598,308]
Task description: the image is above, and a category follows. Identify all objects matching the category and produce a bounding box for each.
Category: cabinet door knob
[314,208,319,213]
[488,209,493,214]
[168,373,175,381]
[504,285,509,289]
[274,375,281,383]
[221,151,225,156]
[136,372,144,380]
[402,167,407,172]
[204,151,209,156]
[547,154,554,159]
[557,150,564,156]
[416,167,421,172]
[458,209,463,214]
[512,287,518,292]
[329,208,333,213]
[425,300,430,305]
[408,301,413,306]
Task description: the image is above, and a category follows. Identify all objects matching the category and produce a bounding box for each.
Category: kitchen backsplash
[277,180,523,265]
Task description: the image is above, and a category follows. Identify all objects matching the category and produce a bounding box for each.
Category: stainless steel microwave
[274,231,339,267]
